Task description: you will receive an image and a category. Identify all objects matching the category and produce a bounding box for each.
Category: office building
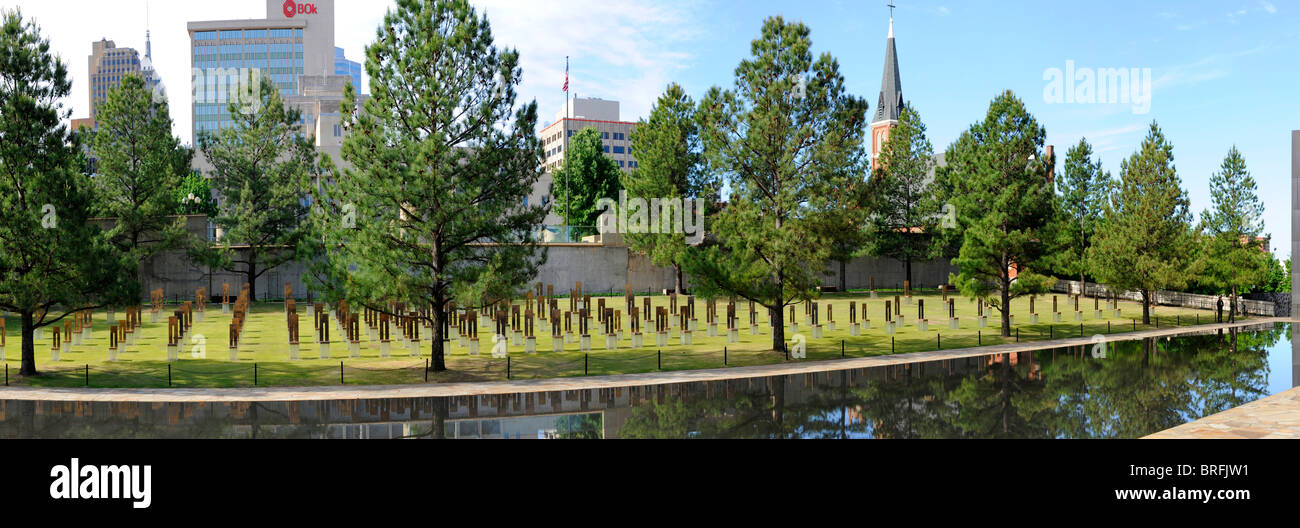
[79,35,160,129]
[334,47,362,93]
[535,97,639,225]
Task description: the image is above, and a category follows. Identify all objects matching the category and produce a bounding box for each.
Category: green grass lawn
[0,290,1228,388]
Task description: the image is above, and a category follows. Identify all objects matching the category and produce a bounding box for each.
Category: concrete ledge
[1146,386,1300,439]
[0,318,1289,404]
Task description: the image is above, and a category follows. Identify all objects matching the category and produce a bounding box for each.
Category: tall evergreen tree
[197,76,317,301]
[1200,146,1267,321]
[552,127,621,239]
[1052,138,1112,293]
[945,91,1058,338]
[864,104,941,287]
[89,73,194,297]
[621,83,716,293]
[0,9,132,376]
[1088,122,1196,324]
[307,0,548,372]
[686,17,870,354]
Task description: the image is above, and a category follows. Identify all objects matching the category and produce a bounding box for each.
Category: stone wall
[131,218,957,301]
[1051,280,1281,317]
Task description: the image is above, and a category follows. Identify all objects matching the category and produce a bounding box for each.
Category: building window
[603,145,609,153]
[334,124,342,137]
[612,146,625,154]
[601,132,609,139]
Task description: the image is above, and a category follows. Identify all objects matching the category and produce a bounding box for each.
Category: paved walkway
[0,318,1288,403]
[1146,387,1300,439]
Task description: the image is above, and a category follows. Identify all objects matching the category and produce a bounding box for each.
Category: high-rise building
[535,97,639,225]
[334,47,362,93]
[81,36,159,129]
[188,0,363,166]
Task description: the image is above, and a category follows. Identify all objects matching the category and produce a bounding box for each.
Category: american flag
[563,57,569,93]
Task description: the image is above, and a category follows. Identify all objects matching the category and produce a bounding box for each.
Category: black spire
[872,16,903,125]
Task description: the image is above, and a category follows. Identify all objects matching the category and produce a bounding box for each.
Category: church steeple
[871,6,904,162]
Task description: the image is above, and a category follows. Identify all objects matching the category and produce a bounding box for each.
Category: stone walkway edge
[0,318,1288,403]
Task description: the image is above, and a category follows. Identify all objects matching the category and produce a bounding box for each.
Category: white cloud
[472,0,705,128]
[1261,1,1277,14]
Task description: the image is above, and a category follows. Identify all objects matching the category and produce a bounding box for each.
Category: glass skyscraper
[334,47,362,93]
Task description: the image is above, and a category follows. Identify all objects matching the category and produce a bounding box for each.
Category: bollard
[937,333,940,350]
[254,363,258,386]
[508,357,512,380]
[1015,328,1019,343]
[978,331,981,346]
[724,347,728,366]
[891,337,895,354]
[425,359,429,382]
[340,361,344,385]
[658,350,662,370]
[4,364,7,386]
[584,354,588,376]
[85,365,89,387]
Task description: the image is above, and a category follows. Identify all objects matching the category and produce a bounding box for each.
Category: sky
[9,0,1299,257]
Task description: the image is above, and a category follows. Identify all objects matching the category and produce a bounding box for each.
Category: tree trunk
[430,289,447,372]
[1141,289,1151,325]
[674,264,684,295]
[19,311,36,376]
[771,304,786,355]
[246,257,258,302]
[1000,278,1012,338]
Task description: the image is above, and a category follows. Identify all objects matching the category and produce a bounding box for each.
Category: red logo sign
[282,0,317,18]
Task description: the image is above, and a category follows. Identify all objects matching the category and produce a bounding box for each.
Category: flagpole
[563,56,570,240]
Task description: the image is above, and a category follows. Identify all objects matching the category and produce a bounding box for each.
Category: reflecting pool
[0,323,1292,439]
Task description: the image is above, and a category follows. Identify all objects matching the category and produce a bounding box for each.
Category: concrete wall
[128,218,956,301]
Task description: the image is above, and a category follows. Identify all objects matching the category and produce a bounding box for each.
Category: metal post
[4,364,7,386]
[85,365,89,387]
[340,361,344,385]
[937,333,940,350]
[892,337,895,354]
[658,350,661,370]
[425,358,429,382]
[584,354,588,376]
[724,346,727,366]
[508,356,511,380]
[254,363,257,386]
[978,331,981,346]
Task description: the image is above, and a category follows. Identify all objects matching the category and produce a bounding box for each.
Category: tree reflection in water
[0,325,1283,439]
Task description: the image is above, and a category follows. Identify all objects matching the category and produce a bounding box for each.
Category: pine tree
[686,17,871,353]
[1088,122,1196,324]
[621,83,717,293]
[864,104,941,287]
[89,73,194,297]
[307,0,548,372]
[196,76,317,301]
[945,91,1058,338]
[1052,138,1112,294]
[0,9,133,376]
[1201,145,1268,321]
[552,127,621,240]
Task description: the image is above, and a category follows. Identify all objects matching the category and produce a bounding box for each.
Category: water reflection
[0,324,1287,439]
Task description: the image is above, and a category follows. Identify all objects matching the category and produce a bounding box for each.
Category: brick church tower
[870,15,903,165]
